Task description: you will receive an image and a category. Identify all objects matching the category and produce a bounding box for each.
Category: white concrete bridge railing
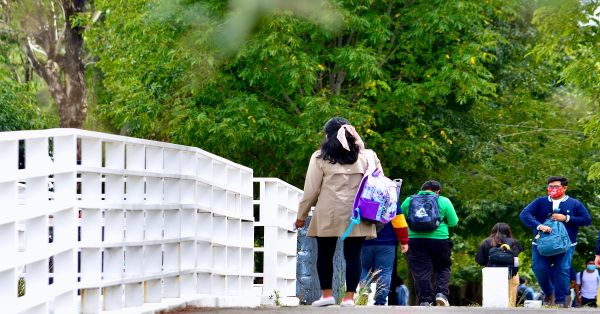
[252,178,302,305]
[0,129,299,313]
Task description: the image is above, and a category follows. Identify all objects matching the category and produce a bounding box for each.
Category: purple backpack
[341,150,400,239]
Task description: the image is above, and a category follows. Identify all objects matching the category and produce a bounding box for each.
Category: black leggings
[316,236,365,293]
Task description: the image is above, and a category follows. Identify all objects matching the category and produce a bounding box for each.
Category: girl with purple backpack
[295,117,384,307]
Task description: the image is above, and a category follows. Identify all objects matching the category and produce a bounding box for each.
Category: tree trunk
[18,0,88,128]
[59,0,87,128]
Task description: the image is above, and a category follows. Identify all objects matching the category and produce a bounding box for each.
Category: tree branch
[250,87,288,106]
[497,128,584,139]
[332,70,346,95]
[24,39,51,82]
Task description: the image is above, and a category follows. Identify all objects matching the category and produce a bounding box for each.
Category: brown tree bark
[7,0,88,128]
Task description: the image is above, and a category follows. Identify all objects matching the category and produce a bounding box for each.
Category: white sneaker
[435,293,449,306]
[311,296,335,307]
[340,299,355,307]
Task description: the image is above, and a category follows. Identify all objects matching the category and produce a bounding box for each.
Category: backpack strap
[341,207,361,241]
[364,149,377,176]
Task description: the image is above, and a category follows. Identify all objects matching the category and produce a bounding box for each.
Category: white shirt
[536,196,571,232]
[552,195,567,211]
[576,270,599,299]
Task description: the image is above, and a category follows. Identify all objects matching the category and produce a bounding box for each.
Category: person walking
[359,212,409,305]
[395,277,410,306]
[519,176,592,307]
[517,277,535,306]
[575,258,599,307]
[387,248,403,305]
[295,117,383,307]
[568,267,577,307]
[400,180,459,306]
[475,222,523,306]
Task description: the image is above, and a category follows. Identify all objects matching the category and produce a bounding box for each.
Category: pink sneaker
[311,296,335,307]
[340,299,355,307]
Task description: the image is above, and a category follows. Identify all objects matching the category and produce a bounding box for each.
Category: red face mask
[547,187,564,198]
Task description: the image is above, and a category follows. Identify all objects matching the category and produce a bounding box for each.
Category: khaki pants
[508,274,519,307]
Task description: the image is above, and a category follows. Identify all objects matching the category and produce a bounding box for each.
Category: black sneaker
[435,293,449,306]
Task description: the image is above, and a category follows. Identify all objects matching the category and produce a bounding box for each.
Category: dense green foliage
[82,0,599,292]
[0,9,58,130]
[0,60,56,130]
[529,0,600,180]
[1,0,599,302]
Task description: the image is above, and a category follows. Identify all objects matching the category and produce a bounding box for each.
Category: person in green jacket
[400,180,459,306]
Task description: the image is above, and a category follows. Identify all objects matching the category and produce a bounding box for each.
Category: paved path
[172,306,599,314]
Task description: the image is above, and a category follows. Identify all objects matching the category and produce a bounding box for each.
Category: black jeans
[407,238,453,303]
[581,296,597,307]
[316,236,365,293]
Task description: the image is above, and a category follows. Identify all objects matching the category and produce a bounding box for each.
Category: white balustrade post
[125,282,144,307]
[253,178,301,305]
[145,279,162,303]
[53,250,77,313]
[103,284,123,310]
[0,139,18,309]
[25,137,51,174]
[0,139,18,178]
[0,263,16,303]
[482,267,509,307]
[104,142,125,170]
[53,135,77,169]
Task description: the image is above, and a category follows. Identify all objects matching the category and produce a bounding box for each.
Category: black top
[476,237,523,275]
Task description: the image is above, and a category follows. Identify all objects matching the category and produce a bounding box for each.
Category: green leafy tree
[0,77,56,130]
[529,0,600,180]
[84,0,598,299]
[0,30,57,130]
[1,0,89,128]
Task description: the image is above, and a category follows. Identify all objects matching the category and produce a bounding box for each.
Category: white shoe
[435,293,450,306]
[340,299,355,307]
[311,296,335,307]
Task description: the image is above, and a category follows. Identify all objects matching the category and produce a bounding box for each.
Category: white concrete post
[253,178,302,305]
[482,267,509,307]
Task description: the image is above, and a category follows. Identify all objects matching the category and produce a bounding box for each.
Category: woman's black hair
[488,222,513,247]
[318,117,360,165]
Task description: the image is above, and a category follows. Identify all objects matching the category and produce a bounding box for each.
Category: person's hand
[295,219,305,229]
[595,255,600,268]
[551,213,567,222]
[400,244,409,254]
[538,225,552,233]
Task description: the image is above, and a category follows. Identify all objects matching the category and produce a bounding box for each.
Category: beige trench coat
[297,149,382,238]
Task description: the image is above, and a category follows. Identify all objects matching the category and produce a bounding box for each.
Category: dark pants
[316,236,365,293]
[407,238,453,304]
[582,296,597,307]
[387,243,401,305]
[360,244,396,305]
[532,245,574,304]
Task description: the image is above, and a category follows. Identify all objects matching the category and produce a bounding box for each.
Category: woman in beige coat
[295,117,382,307]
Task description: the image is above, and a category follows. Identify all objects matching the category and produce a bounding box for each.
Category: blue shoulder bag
[536,215,571,257]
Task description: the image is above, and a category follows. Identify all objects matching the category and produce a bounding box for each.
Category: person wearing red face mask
[520,176,592,307]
